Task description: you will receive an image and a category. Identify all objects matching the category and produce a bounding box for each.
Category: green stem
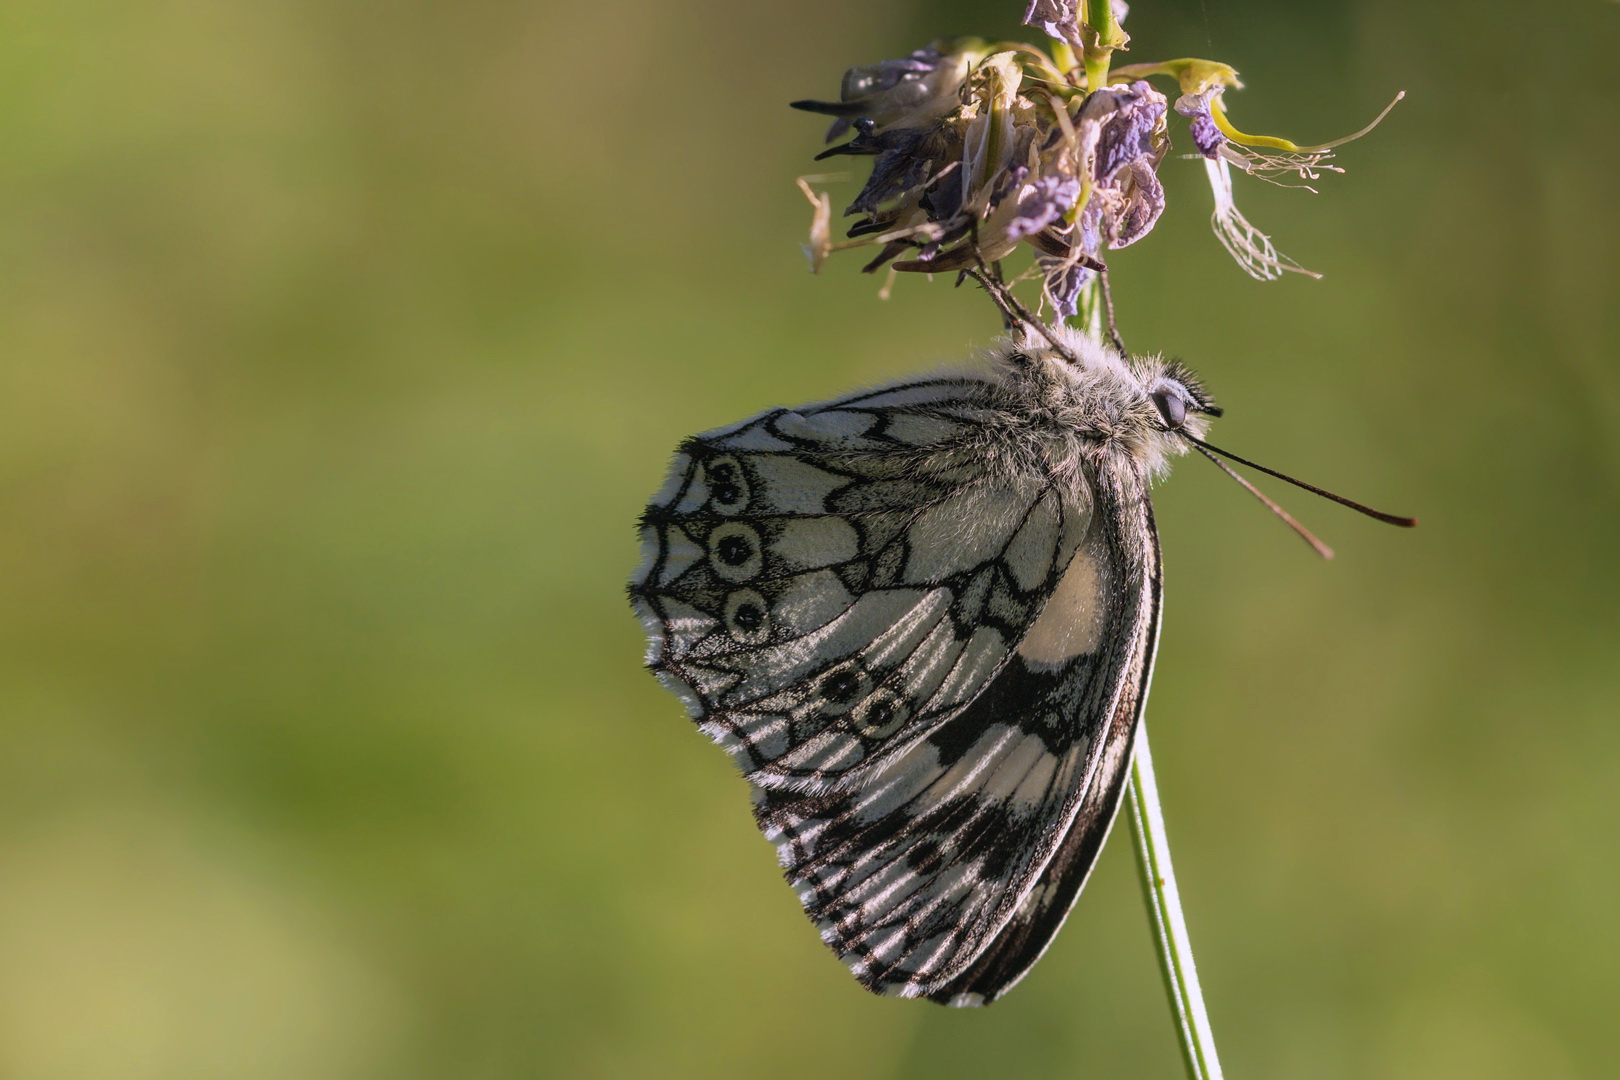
[1082,0,1129,88]
[1083,47,1110,92]
[1128,723,1226,1080]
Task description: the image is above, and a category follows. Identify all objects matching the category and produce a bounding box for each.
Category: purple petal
[840,46,947,102]
[1006,175,1082,240]
[1173,92,1226,158]
[1188,113,1222,158]
[1106,159,1164,248]
[1039,253,1094,318]
[1087,81,1167,181]
[843,121,961,217]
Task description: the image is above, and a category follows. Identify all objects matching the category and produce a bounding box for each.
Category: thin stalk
[1082,0,1129,88]
[1128,724,1225,1080]
[1046,283,1223,1080]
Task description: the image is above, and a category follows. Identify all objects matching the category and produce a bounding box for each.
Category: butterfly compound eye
[1152,391,1187,429]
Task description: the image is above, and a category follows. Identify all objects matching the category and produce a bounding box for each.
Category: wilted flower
[1198,155,1317,281]
[1160,68,1403,279]
[791,6,1400,317]
[792,41,980,144]
[1175,89,1337,183]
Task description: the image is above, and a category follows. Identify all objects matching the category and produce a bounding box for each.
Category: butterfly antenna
[1187,435,1419,528]
[1190,443,1337,559]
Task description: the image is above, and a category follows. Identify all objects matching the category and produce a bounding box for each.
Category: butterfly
[628,323,1411,1005]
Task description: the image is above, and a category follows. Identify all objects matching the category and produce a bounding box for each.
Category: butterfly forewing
[631,377,1091,791]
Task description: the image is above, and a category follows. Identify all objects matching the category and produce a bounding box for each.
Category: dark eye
[1152,391,1187,429]
[716,533,753,566]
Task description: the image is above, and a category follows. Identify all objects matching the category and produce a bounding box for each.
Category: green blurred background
[0,0,1615,1077]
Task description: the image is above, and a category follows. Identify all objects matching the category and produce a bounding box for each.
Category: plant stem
[1046,277,1224,1080]
[1082,0,1129,88]
[1127,724,1226,1080]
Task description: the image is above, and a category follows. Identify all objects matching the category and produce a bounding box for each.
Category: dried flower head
[792,3,1401,318]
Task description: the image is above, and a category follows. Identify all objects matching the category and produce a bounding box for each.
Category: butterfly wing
[630,376,1091,791]
[751,472,1158,1001]
[922,498,1161,1004]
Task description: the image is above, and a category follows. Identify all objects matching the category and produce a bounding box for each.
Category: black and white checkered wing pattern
[630,377,1089,791]
[753,483,1158,1003]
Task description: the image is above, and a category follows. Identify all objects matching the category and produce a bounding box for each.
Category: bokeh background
[1,0,1616,1077]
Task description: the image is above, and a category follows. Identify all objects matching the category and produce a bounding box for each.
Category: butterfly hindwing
[749,477,1157,1000]
[630,376,1091,791]
[925,497,1162,1004]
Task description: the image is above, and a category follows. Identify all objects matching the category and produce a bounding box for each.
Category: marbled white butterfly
[629,323,1407,1006]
